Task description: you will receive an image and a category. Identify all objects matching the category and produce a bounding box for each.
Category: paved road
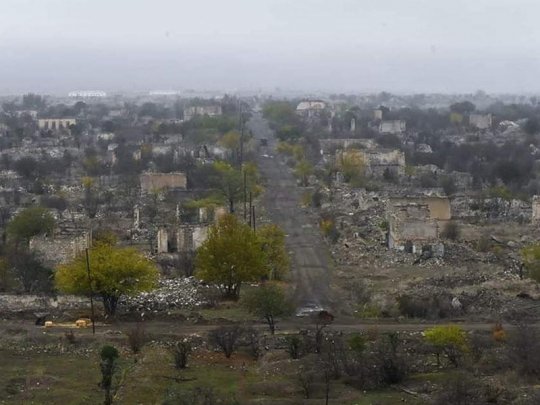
[247,113,332,312]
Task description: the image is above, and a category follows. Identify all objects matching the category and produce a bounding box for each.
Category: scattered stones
[119,277,217,313]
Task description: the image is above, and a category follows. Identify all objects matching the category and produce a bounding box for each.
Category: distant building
[68,90,107,98]
[13,110,38,119]
[387,195,451,252]
[184,105,222,121]
[38,118,77,131]
[149,90,180,96]
[373,109,383,120]
[296,100,326,118]
[532,196,540,223]
[140,172,187,193]
[379,120,406,134]
[469,114,492,130]
[338,148,406,178]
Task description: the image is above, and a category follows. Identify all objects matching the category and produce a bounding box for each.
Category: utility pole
[239,114,244,166]
[252,206,256,231]
[85,248,96,335]
[243,170,247,222]
[248,192,252,227]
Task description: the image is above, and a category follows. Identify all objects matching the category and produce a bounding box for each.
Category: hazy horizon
[1,0,539,95]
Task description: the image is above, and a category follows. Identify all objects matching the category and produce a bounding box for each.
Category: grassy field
[0,334,428,405]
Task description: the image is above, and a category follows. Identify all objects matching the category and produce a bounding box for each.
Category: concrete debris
[119,277,217,313]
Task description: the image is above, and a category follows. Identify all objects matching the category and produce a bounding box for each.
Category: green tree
[242,283,292,334]
[195,214,265,299]
[7,207,55,246]
[450,101,476,114]
[424,325,468,367]
[99,345,119,405]
[212,161,243,213]
[257,224,289,280]
[219,130,240,152]
[339,149,366,185]
[13,157,40,180]
[521,244,540,282]
[55,244,158,315]
[294,159,313,187]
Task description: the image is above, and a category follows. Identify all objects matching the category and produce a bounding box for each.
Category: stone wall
[0,294,91,314]
[38,118,77,130]
[379,120,406,134]
[30,233,90,266]
[140,172,187,193]
[533,196,540,223]
[387,201,440,250]
[469,114,492,129]
[389,196,451,220]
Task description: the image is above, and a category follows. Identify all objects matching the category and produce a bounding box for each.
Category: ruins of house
[156,207,227,254]
[450,194,531,222]
[469,114,492,130]
[338,148,405,178]
[379,120,406,134]
[319,138,377,154]
[38,118,77,131]
[364,149,406,177]
[387,195,451,252]
[13,110,38,119]
[157,225,209,254]
[140,172,187,193]
[531,196,540,223]
[416,143,433,153]
[296,100,327,118]
[68,90,107,98]
[30,232,90,266]
[373,109,383,120]
[184,105,222,121]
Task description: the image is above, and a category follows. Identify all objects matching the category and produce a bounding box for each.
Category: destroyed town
[1,1,540,405]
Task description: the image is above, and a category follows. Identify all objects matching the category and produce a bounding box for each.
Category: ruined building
[532,196,540,223]
[387,195,451,252]
[140,172,187,194]
[184,105,222,121]
[296,100,327,118]
[469,114,492,130]
[38,118,77,131]
[379,120,406,134]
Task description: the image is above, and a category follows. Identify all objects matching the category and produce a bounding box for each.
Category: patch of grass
[348,390,427,405]
[198,305,253,322]
[0,349,102,404]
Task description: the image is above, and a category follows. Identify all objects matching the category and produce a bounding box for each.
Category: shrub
[64,330,77,344]
[173,339,192,369]
[285,335,303,359]
[441,221,460,241]
[433,372,486,405]
[126,323,147,354]
[424,325,468,368]
[507,325,540,376]
[208,326,243,358]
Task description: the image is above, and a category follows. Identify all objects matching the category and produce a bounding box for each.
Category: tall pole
[239,115,244,166]
[248,192,252,227]
[252,206,256,231]
[85,248,96,335]
[243,170,247,222]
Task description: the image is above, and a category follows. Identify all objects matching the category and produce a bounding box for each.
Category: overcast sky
[1,0,539,95]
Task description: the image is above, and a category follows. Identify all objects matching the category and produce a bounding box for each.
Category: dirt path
[247,113,332,313]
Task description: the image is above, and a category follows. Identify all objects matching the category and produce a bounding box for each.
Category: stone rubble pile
[119,277,216,313]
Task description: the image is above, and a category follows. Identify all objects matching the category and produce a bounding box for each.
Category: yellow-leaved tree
[258,224,289,280]
[55,244,158,315]
[521,244,540,282]
[195,214,266,299]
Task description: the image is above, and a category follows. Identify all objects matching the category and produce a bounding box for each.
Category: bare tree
[208,326,243,358]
